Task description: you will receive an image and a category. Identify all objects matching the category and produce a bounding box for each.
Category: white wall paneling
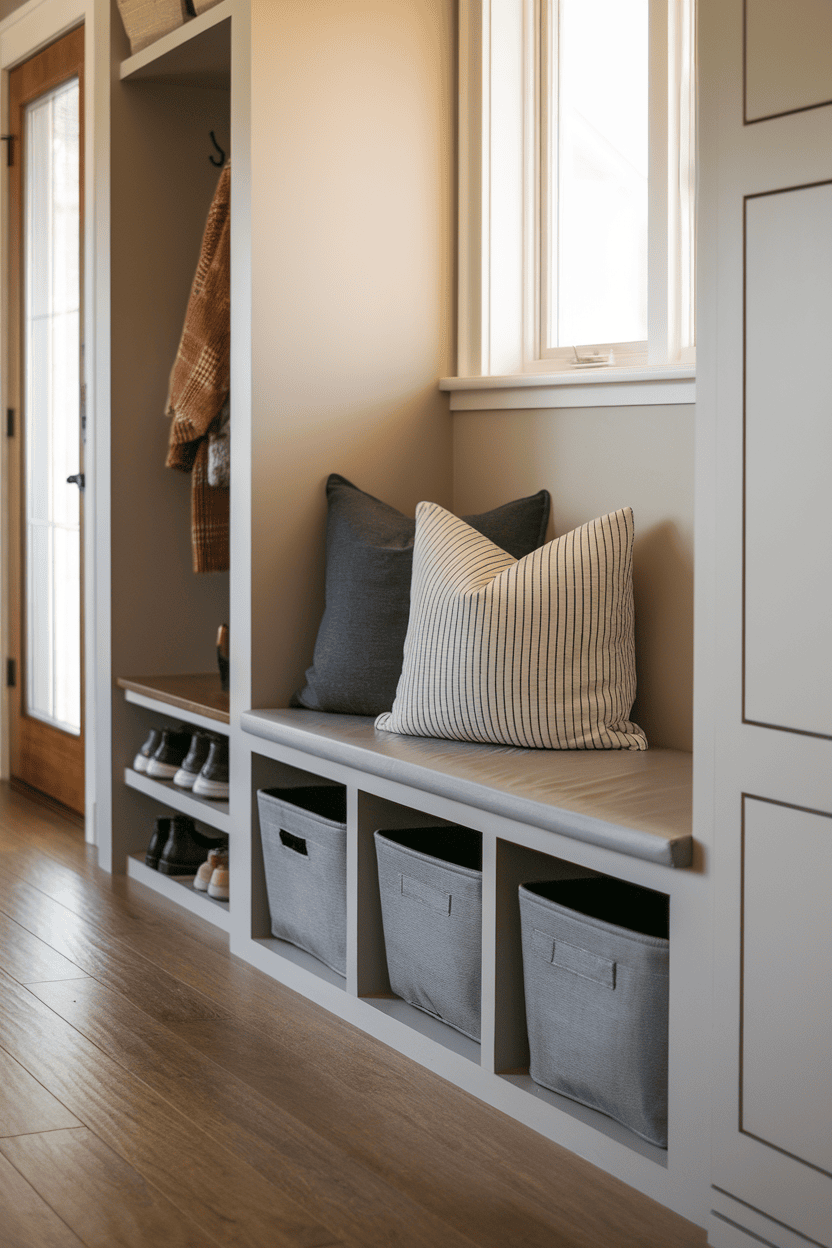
[741,796,832,1176]
[744,183,832,740]
[700,0,832,1242]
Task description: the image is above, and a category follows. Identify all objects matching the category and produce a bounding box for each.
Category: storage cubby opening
[250,754,348,986]
[119,695,230,839]
[120,7,232,87]
[358,802,484,1059]
[110,71,231,709]
[497,841,670,1160]
[115,737,221,858]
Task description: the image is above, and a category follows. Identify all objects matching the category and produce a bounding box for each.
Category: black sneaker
[146,729,193,780]
[192,737,229,800]
[158,816,224,876]
[134,728,164,773]
[173,731,213,790]
[145,816,173,868]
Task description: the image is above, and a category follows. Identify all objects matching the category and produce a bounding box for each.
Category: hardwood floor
[0,785,706,1247]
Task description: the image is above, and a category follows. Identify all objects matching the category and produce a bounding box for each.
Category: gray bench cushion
[241,710,692,868]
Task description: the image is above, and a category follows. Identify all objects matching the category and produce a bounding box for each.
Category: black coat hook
[209,131,226,167]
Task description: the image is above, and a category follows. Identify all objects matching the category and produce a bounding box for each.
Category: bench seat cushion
[241,709,692,868]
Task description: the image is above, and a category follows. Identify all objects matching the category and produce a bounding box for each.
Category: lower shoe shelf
[124,767,231,834]
[126,854,230,932]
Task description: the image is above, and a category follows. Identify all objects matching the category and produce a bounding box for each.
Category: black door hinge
[6,409,14,437]
[0,135,15,167]
[6,659,16,688]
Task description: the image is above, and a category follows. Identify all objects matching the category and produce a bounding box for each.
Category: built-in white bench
[240,707,702,1219]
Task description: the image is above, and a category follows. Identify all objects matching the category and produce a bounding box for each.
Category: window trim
[448,0,695,408]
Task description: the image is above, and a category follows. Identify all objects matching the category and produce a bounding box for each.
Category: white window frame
[444,0,695,409]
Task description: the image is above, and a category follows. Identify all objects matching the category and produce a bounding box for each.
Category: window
[452,0,695,402]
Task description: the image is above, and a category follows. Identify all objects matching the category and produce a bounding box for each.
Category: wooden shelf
[119,1,232,87]
[124,768,230,835]
[127,854,230,931]
[118,674,229,728]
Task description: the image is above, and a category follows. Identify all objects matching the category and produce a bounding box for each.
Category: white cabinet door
[698,1,832,1245]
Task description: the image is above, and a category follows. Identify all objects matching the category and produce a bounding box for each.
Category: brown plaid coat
[166,162,230,573]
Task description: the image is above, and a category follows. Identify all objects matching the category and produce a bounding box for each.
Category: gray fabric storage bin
[257,786,347,976]
[375,827,482,1041]
[519,877,669,1148]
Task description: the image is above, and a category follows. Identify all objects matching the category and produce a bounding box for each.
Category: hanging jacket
[165,160,230,573]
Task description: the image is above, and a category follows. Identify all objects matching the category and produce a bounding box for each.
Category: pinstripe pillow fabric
[375,503,647,751]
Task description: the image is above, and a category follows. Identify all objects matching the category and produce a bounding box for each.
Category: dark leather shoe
[134,728,164,773]
[146,729,193,780]
[192,738,229,800]
[173,731,213,790]
[158,816,223,876]
[145,816,173,868]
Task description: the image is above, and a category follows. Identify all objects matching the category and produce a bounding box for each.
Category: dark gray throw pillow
[293,474,551,716]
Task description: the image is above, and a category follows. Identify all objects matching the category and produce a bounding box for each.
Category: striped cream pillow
[375,503,647,751]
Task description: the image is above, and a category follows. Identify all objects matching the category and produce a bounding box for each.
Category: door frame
[8,23,86,817]
[0,0,101,841]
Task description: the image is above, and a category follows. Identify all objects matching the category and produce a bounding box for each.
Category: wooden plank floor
[0,785,707,1248]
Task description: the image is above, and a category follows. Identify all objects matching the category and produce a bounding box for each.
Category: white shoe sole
[192,776,229,800]
[133,755,150,773]
[146,759,179,780]
[207,882,229,900]
[173,768,198,789]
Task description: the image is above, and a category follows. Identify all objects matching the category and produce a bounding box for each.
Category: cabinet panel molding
[743,182,832,740]
[745,0,832,124]
[741,795,832,1177]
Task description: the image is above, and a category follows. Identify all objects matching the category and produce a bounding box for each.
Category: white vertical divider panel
[228,0,253,960]
[700,0,832,1242]
[479,831,497,1073]
[350,788,393,998]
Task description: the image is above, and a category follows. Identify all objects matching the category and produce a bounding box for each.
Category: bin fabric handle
[400,873,452,915]
[279,830,308,856]
[532,928,616,989]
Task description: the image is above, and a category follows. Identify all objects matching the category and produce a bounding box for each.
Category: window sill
[439,365,695,411]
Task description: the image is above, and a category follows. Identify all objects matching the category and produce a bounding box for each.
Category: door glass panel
[24,77,81,734]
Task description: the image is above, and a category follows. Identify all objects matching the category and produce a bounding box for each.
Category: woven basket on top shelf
[116,0,190,56]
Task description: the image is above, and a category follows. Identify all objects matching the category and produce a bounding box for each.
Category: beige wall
[453,405,695,751]
[249,0,455,706]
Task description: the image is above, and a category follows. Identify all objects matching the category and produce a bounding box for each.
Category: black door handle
[66,473,85,490]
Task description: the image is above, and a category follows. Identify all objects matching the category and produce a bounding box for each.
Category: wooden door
[8,26,85,817]
[699,1,832,1244]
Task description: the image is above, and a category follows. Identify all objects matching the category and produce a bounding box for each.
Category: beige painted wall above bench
[452,404,695,753]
